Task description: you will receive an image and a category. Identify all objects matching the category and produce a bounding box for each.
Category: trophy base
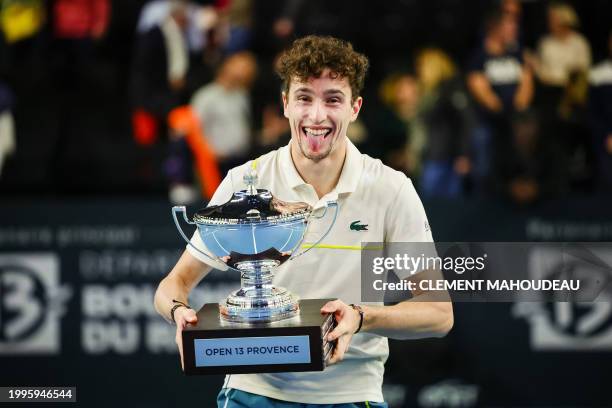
[220,285,300,323]
[182,299,337,375]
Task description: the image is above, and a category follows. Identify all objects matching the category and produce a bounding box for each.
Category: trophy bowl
[193,189,311,268]
[172,168,337,324]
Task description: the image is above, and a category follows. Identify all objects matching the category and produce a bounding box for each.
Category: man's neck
[553,29,572,41]
[290,139,347,199]
[485,36,505,55]
[216,74,238,91]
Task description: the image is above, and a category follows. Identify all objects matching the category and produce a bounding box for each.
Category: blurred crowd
[0,0,611,205]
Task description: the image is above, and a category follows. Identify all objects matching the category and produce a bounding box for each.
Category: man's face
[500,17,518,45]
[548,9,564,36]
[282,69,362,163]
[222,54,257,90]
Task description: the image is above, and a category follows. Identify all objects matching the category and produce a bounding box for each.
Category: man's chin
[301,146,332,163]
[305,154,327,163]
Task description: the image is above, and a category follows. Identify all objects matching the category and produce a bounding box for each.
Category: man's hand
[174,307,198,370]
[320,300,361,365]
[467,73,503,113]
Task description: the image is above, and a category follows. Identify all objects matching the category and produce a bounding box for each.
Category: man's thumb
[320,300,340,314]
[185,309,198,323]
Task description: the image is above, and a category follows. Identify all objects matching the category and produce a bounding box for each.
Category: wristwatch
[349,304,364,334]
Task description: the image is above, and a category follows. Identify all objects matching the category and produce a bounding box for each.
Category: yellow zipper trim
[301,244,383,250]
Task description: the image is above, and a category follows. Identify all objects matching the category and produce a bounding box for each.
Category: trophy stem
[240,268,273,291]
[219,260,299,323]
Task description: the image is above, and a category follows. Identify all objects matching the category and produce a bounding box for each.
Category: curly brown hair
[276,35,369,102]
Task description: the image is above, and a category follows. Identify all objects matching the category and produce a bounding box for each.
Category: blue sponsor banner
[194,335,311,367]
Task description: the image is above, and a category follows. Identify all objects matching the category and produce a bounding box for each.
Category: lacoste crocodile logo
[350,221,368,231]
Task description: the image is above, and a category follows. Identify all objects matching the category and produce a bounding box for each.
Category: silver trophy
[172,167,338,375]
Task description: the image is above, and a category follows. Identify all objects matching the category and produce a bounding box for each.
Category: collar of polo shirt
[280,138,364,199]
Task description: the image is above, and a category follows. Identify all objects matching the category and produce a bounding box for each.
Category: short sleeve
[385,177,434,243]
[384,177,436,279]
[185,170,236,268]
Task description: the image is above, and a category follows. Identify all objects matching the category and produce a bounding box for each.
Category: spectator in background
[215,0,253,55]
[165,51,258,204]
[533,2,591,89]
[500,0,523,49]
[0,0,46,82]
[501,0,521,22]
[589,30,612,192]
[130,0,207,144]
[361,72,420,174]
[466,10,533,193]
[190,51,257,175]
[0,0,45,44]
[52,0,110,88]
[272,0,302,40]
[415,48,474,198]
[53,0,109,41]
[137,0,218,54]
[268,0,364,49]
[527,2,591,122]
[0,81,15,176]
[529,3,593,190]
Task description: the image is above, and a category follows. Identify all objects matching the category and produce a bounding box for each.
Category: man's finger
[329,335,348,364]
[327,321,349,341]
[176,329,184,370]
[320,299,342,314]
[176,308,198,326]
[184,308,198,323]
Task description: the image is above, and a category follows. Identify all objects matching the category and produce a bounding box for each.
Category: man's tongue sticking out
[303,127,330,153]
[306,133,324,152]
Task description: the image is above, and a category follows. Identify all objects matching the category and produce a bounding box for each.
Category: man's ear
[282,92,289,119]
[351,96,363,122]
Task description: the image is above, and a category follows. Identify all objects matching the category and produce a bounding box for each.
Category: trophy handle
[172,206,229,271]
[290,201,338,260]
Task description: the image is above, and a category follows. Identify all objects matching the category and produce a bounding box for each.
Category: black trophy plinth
[182,299,336,375]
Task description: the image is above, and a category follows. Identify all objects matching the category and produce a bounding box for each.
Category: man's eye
[327,98,340,104]
[297,96,310,101]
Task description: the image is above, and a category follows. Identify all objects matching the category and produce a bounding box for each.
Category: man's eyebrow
[293,87,346,96]
[294,87,314,94]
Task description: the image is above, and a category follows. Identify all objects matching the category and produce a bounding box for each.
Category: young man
[466,11,533,192]
[154,35,453,407]
[467,11,533,115]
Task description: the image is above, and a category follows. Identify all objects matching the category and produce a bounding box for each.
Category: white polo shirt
[187,138,434,404]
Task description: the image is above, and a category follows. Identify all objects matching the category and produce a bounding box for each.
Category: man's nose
[307,100,326,123]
